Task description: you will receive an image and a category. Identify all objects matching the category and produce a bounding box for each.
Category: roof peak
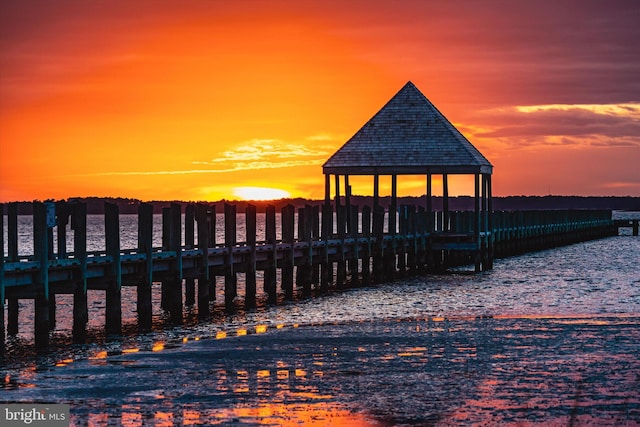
[323,81,492,175]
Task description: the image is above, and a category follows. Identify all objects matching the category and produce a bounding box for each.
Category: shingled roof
[323,81,492,175]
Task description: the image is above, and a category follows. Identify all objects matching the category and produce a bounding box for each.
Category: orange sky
[1,0,639,202]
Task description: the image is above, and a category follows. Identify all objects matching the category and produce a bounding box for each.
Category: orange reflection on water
[90,351,108,360]
[151,342,165,352]
[154,411,173,427]
[209,403,379,426]
[55,358,74,367]
[121,412,142,427]
[182,409,200,426]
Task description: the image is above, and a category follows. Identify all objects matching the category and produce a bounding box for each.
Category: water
[1,212,639,425]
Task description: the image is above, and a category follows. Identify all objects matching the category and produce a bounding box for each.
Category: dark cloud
[471,106,640,142]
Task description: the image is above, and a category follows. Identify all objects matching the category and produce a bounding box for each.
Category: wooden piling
[311,205,320,286]
[33,202,50,351]
[0,203,4,357]
[71,202,88,343]
[7,203,18,336]
[195,204,211,318]
[207,205,217,301]
[281,205,295,300]
[373,205,385,283]
[104,202,122,336]
[245,204,257,309]
[184,204,196,306]
[137,203,153,332]
[474,174,481,272]
[265,205,278,304]
[397,205,408,277]
[349,205,360,287]
[299,205,314,296]
[224,203,237,310]
[167,203,183,324]
[320,203,333,293]
[161,207,171,310]
[384,205,396,281]
[361,205,372,285]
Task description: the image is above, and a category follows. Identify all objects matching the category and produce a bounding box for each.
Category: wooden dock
[614,218,639,236]
[1,201,619,354]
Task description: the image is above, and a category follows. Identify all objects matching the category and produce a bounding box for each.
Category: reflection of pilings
[2,201,621,353]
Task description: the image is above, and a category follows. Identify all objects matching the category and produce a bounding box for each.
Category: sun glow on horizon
[232,186,291,201]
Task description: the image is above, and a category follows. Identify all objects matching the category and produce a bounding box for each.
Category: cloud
[69,136,334,177]
[192,137,334,170]
[467,103,640,149]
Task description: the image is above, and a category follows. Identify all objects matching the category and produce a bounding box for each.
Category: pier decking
[1,201,620,354]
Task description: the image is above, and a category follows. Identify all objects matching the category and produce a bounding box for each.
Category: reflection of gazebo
[322,81,493,271]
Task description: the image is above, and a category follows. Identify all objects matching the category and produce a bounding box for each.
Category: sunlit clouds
[193,138,333,171]
[468,102,640,147]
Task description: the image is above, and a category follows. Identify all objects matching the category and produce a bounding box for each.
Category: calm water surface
[1,213,639,425]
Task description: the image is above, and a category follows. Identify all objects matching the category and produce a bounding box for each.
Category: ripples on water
[2,213,639,425]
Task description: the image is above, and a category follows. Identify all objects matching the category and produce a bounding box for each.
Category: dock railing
[1,201,620,354]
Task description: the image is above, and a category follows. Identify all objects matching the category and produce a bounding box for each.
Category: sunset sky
[1,0,639,202]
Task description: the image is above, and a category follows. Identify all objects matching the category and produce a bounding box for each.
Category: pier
[1,201,619,354]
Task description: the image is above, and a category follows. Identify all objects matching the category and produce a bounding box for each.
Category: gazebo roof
[323,81,492,175]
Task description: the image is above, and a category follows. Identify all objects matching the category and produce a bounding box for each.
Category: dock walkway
[1,201,619,353]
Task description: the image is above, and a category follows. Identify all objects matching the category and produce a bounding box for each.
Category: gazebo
[322,81,493,271]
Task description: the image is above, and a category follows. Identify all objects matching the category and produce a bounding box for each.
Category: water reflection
[3,231,639,425]
[75,348,380,426]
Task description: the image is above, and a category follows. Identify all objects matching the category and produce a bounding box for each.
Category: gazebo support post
[324,174,331,207]
[345,175,351,234]
[390,174,397,234]
[373,175,379,209]
[334,174,341,236]
[426,173,433,233]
